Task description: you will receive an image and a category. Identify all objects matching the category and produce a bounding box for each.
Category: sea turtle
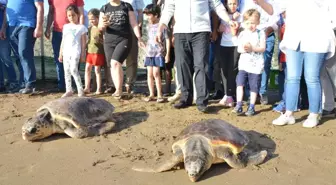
[22,97,116,141]
[132,119,267,182]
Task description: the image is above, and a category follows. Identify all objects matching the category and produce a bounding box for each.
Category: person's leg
[125,31,138,93]
[52,31,65,91]
[299,71,309,110]
[17,26,36,93]
[321,55,336,117]
[62,57,73,97]
[272,49,304,126]
[219,46,236,107]
[208,41,215,82]
[103,42,116,94]
[0,62,4,91]
[84,63,93,93]
[8,26,24,88]
[146,65,155,98]
[211,38,224,100]
[174,33,194,108]
[94,66,102,94]
[153,66,163,100]
[302,52,326,127]
[167,64,181,102]
[191,32,210,111]
[259,33,275,104]
[0,36,17,90]
[245,73,261,116]
[273,62,286,113]
[232,70,247,115]
[69,57,84,96]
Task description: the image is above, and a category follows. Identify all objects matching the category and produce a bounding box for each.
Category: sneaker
[321,108,336,118]
[273,101,286,113]
[272,114,296,126]
[245,107,256,116]
[302,114,320,128]
[219,96,234,107]
[231,105,243,115]
[168,93,181,103]
[197,104,208,113]
[259,94,268,105]
[7,83,20,93]
[19,87,35,94]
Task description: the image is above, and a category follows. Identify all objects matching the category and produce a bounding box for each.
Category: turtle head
[184,138,213,182]
[22,109,53,141]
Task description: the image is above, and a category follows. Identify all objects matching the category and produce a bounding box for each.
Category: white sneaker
[272,114,296,126]
[302,114,320,128]
[168,93,181,102]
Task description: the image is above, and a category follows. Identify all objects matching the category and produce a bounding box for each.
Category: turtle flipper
[216,147,247,169]
[246,150,267,166]
[64,122,115,138]
[132,152,183,173]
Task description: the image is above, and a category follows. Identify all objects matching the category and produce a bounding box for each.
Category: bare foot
[61,91,74,98]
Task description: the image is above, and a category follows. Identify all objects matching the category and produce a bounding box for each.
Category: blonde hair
[243,9,260,22]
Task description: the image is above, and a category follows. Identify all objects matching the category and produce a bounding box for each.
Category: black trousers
[174,32,210,106]
[214,46,240,96]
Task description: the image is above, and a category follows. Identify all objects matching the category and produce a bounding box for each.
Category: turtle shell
[37,97,115,128]
[175,119,249,154]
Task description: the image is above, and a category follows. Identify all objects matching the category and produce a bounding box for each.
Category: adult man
[7,0,44,94]
[45,0,85,92]
[158,0,236,112]
[122,0,144,94]
[239,0,279,104]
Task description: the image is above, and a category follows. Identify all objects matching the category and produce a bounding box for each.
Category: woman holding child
[255,0,335,128]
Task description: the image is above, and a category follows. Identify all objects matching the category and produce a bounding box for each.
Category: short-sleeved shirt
[121,0,144,21]
[0,0,7,27]
[100,2,134,42]
[87,26,105,54]
[62,23,88,58]
[48,0,85,32]
[237,30,266,74]
[146,23,168,57]
[7,0,43,28]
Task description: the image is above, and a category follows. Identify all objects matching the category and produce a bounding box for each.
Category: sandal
[144,96,155,102]
[157,97,165,103]
[94,91,102,95]
[112,93,122,100]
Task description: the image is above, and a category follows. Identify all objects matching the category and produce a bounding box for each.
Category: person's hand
[244,42,252,52]
[218,23,225,33]
[253,0,265,5]
[165,55,170,64]
[102,15,110,28]
[44,29,51,40]
[138,38,146,49]
[34,27,43,38]
[229,20,238,28]
[80,53,86,63]
[0,29,6,40]
[210,30,218,42]
[58,55,63,63]
[232,12,240,20]
[155,24,167,43]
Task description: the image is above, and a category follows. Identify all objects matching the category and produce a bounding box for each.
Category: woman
[99,0,145,99]
[254,0,335,128]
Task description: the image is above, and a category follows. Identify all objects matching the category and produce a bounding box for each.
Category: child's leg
[70,57,84,96]
[95,66,102,93]
[147,66,155,97]
[84,63,92,93]
[245,73,261,116]
[164,67,172,96]
[232,70,246,114]
[153,66,163,98]
[62,57,74,97]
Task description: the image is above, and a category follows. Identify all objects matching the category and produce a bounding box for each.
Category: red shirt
[48,0,84,32]
[279,23,286,63]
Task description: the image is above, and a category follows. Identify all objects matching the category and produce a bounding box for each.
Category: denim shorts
[144,57,164,67]
[236,70,261,93]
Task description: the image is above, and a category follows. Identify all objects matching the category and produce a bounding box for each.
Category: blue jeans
[9,26,36,88]
[208,41,215,81]
[278,62,286,100]
[52,31,65,90]
[285,48,326,113]
[259,33,275,95]
[0,34,17,87]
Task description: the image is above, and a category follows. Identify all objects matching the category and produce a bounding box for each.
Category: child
[59,5,87,97]
[143,4,170,103]
[217,0,241,107]
[83,8,105,95]
[232,9,266,116]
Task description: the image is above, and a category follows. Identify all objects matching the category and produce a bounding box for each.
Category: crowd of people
[0,0,335,128]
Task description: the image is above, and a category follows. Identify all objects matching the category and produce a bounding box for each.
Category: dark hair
[88,8,100,18]
[143,4,161,17]
[66,4,80,15]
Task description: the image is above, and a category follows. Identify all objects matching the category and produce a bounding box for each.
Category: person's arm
[80,32,87,62]
[210,11,219,42]
[34,1,44,38]
[209,0,235,26]
[0,7,7,40]
[98,11,107,32]
[129,10,145,48]
[159,0,175,29]
[135,0,144,27]
[78,6,85,25]
[45,4,54,39]
[165,31,171,63]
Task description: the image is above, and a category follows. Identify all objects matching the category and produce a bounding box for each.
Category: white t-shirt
[237,29,266,74]
[220,14,241,47]
[62,23,88,58]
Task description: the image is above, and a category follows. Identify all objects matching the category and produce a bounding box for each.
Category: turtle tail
[247,150,267,166]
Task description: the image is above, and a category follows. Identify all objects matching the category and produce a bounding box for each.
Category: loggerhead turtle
[132,119,267,182]
[22,97,116,141]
